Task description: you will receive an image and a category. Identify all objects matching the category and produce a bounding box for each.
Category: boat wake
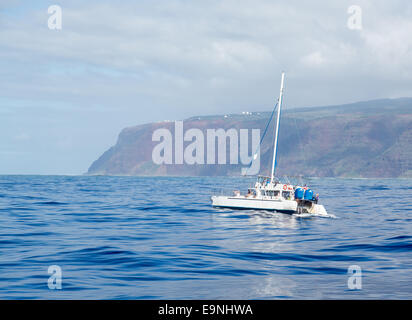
[293,212,337,219]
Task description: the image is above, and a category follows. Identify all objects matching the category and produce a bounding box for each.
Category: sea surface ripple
[0,175,411,299]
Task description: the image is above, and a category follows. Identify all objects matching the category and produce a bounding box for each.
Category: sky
[1,0,412,174]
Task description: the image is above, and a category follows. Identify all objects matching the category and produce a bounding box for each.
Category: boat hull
[211,195,328,215]
[211,195,297,213]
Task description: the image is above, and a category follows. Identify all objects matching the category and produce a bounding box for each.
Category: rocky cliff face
[87,98,412,178]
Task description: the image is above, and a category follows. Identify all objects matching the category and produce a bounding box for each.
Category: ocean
[0,175,411,299]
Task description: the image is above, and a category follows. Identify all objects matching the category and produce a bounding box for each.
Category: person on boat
[315,193,319,204]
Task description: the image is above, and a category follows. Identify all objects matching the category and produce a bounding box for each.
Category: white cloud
[0,0,412,174]
[301,51,324,67]
[360,19,412,77]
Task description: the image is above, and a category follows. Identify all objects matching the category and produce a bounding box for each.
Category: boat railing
[211,187,246,197]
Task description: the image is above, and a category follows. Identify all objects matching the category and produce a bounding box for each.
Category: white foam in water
[294,212,337,218]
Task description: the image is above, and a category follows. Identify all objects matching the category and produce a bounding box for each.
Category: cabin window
[282,191,291,199]
[266,190,280,197]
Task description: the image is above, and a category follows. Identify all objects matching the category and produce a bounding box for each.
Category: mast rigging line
[243,100,279,175]
[271,72,285,183]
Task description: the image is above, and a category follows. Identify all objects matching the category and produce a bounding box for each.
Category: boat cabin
[235,175,295,201]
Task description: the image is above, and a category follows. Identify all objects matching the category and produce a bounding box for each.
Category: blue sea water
[0,175,411,299]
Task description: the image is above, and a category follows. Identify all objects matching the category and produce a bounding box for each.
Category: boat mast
[271,72,285,184]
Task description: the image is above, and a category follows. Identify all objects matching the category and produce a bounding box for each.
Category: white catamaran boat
[211,72,328,215]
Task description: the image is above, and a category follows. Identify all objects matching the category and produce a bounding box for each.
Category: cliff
[87,98,412,178]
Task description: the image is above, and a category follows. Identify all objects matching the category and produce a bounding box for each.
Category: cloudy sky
[1,0,411,174]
